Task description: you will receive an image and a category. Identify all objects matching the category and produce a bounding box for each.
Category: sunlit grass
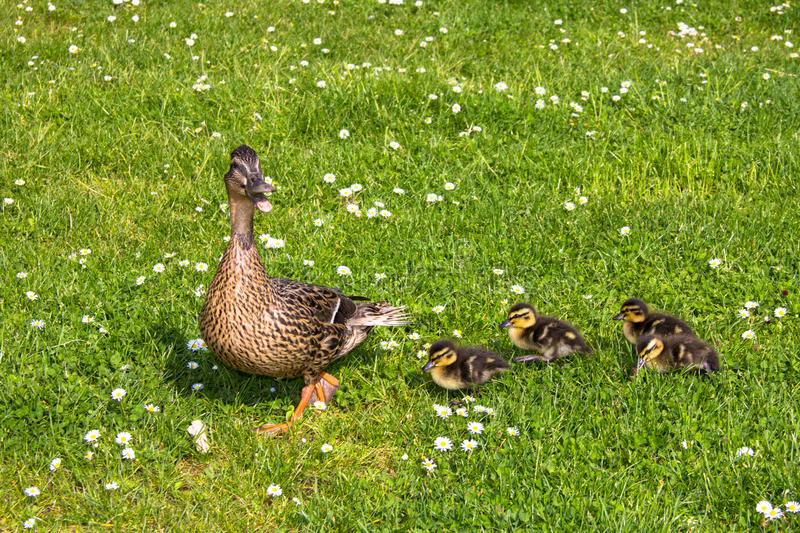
[1,0,799,529]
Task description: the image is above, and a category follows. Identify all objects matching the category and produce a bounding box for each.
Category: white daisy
[433,437,453,452]
[466,421,484,434]
[756,501,773,514]
[766,507,783,520]
[460,439,479,451]
[736,446,754,457]
[434,404,452,418]
[110,388,126,401]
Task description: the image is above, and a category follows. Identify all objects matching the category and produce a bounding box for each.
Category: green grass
[2,0,799,530]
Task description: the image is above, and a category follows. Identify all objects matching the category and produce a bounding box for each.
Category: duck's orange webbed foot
[253,422,289,436]
[253,382,317,436]
[309,372,339,405]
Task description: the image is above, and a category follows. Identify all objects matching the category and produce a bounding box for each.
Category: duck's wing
[270,277,358,325]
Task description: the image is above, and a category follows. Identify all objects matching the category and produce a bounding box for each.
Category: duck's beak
[422,360,435,371]
[498,319,511,329]
[632,357,646,375]
[249,181,276,194]
[612,312,624,320]
[247,180,276,213]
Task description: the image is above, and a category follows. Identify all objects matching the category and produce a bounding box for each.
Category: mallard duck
[612,298,694,344]
[199,145,410,436]
[422,339,510,392]
[499,303,592,362]
[634,333,719,375]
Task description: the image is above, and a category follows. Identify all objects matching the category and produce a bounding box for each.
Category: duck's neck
[228,194,255,249]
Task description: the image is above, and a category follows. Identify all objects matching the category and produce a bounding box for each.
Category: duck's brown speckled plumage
[198,145,408,433]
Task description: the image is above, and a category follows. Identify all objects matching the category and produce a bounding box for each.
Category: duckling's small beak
[612,312,624,321]
[498,319,511,329]
[422,360,435,371]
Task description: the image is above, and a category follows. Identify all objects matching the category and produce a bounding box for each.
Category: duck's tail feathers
[347,303,411,326]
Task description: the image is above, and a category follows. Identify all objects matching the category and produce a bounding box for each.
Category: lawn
[2,0,799,530]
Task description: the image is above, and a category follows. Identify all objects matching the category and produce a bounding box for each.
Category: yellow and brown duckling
[634,333,720,375]
[199,145,410,436]
[612,298,694,345]
[422,339,510,393]
[499,303,592,363]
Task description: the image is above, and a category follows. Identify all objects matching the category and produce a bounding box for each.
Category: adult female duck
[200,145,409,435]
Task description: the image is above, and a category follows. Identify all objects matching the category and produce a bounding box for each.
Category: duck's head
[422,340,458,371]
[613,298,648,322]
[499,303,536,329]
[636,334,664,363]
[225,145,276,213]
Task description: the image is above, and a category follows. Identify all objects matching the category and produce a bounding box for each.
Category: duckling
[422,339,510,392]
[499,303,592,363]
[199,145,410,436]
[634,333,719,375]
[612,298,694,344]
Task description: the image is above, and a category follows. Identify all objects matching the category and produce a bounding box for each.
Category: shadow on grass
[147,325,297,408]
